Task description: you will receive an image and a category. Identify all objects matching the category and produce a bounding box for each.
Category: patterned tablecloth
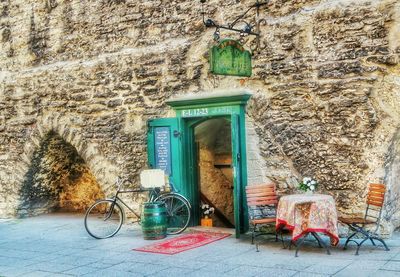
[276,194,339,246]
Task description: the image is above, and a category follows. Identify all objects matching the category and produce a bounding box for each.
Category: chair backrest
[140,169,166,188]
[365,183,386,226]
[246,184,278,219]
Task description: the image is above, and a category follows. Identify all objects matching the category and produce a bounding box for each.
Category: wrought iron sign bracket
[200,0,269,53]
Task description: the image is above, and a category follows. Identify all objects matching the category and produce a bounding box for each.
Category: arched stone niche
[6,113,123,218]
[17,131,104,216]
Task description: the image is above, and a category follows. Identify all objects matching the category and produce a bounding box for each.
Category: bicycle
[84,177,191,239]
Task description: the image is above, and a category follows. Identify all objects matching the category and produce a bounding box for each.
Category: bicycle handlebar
[115,176,177,193]
[115,177,135,192]
[116,177,123,191]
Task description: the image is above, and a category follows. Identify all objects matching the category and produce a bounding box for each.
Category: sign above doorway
[210,39,252,77]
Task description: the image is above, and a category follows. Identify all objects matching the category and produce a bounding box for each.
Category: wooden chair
[338,183,390,255]
[246,183,281,251]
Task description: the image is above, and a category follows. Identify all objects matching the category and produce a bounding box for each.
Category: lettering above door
[181,108,208,117]
[180,106,234,118]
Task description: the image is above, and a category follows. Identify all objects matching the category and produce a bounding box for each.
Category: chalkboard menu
[154,127,171,176]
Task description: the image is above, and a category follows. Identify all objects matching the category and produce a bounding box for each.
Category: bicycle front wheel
[84,199,123,239]
[156,193,191,235]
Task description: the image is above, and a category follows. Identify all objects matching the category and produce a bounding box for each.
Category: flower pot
[201,217,213,227]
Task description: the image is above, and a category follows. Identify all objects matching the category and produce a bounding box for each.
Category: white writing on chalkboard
[154,127,171,175]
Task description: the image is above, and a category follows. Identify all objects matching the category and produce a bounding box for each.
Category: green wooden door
[231,114,242,238]
[147,118,183,193]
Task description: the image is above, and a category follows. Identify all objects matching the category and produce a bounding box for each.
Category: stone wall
[198,146,234,227]
[1,0,400,234]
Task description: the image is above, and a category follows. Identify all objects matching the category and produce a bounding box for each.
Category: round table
[276,194,339,256]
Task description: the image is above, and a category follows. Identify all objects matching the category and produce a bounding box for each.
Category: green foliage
[298,177,318,192]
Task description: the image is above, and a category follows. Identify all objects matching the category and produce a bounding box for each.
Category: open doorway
[194,117,235,228]
[149,91,252,237]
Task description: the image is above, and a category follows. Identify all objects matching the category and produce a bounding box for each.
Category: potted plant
[200,203,215,227]
[298,177,318,194]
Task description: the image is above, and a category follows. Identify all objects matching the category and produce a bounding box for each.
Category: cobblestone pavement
[1,213,400,277]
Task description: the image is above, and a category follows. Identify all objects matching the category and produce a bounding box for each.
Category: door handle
[173,130,181,137]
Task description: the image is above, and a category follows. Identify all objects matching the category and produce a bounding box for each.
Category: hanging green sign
[210,39,252,77]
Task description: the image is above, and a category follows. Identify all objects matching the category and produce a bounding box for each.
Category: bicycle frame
[165,182,192,209]
[85,177,192,239]
[107,179,191,222]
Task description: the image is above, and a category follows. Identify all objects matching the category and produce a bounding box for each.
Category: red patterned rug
[133,232,231,255]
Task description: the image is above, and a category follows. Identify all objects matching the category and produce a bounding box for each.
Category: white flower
[303,177,308,183]
[210,207,215,213]
[201,204,206,209]
[204,210,209,215]
[311,180,316,185]
[310,185,315,191]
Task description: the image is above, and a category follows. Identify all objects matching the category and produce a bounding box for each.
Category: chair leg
[355,237,369,255]
[343,231,358,250]
[251,225,256,245]
[372,237,390,251]
[253,224,260,252]
[370,238,376,246]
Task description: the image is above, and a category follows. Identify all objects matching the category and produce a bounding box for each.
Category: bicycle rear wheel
[84,199,123,239]
[156,193,191,235]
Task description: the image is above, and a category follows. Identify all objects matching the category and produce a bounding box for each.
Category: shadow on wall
[384,127,400,234]
[17,131,104,217]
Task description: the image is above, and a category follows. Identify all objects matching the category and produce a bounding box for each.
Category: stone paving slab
[223,265,269,276]
[1,213,400,277]
[370,270,400,277]
[256,267,298,277]
[148,267,195,276]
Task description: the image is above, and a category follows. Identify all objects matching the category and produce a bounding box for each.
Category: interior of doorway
[194,117,235,228]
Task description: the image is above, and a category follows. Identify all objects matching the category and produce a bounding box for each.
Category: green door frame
[166,92,251,238]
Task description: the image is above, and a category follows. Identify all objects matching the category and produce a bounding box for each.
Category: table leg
[295,233,308,257]
[311,232,331,255]
[311,232,323,248]
[294,232,331,257]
